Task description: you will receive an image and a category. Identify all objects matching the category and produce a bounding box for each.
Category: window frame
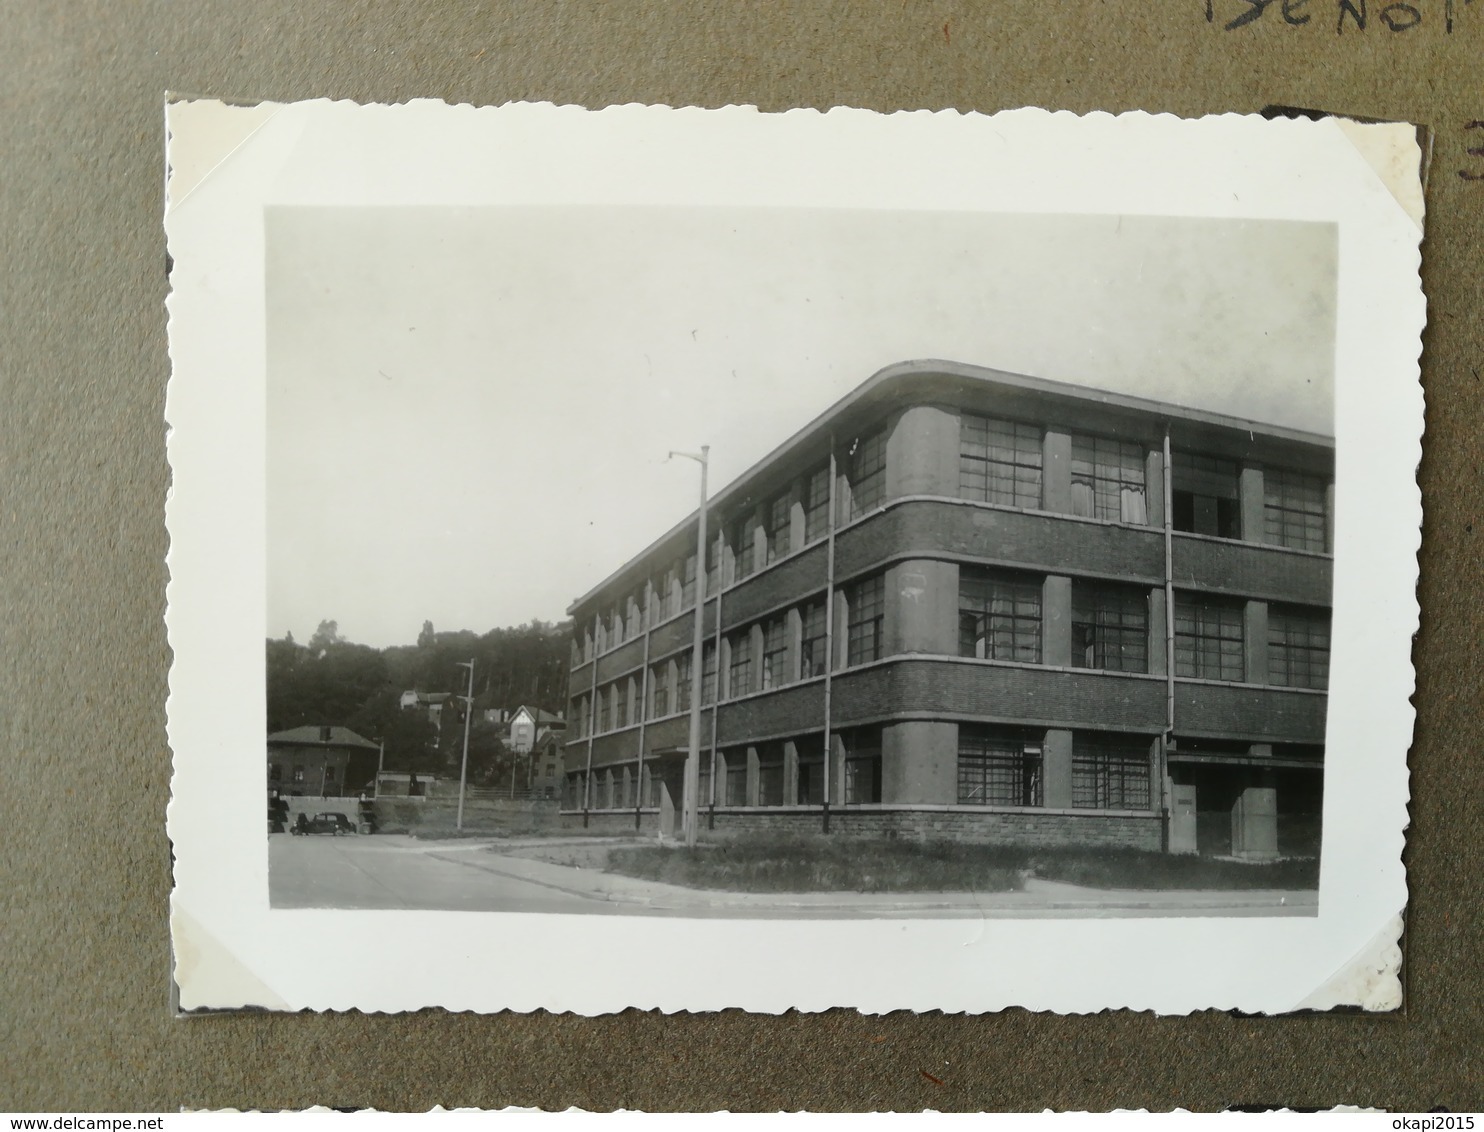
[960,414,1043,509]
[1071,581,1149,673]
[957,725,1043,807]
[1263,468,1329,553]
[1267,604,1331,689]
[845,574,885,666]
[802,464,830,544]
[1173,594,1245,682]
[1071,733,1152,810]
[845,427,887,520]
[1171,450,1242,540]
[761,615,789,690]
[1070,433,1149,524]
[959,567,1043,665]
[799,598,827,680]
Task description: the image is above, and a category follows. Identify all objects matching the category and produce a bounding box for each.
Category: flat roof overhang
[568,359,1336,616]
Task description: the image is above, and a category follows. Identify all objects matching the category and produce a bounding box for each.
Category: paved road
[269,834,1319,919]
[269,834,624,914]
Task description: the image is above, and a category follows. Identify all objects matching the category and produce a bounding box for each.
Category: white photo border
[165,101,1420,1014]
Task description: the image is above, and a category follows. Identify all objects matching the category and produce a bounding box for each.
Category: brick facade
[562,362,1331,857]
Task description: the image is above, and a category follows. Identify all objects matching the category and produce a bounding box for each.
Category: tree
[309,619,343,656]
[417,619,436,649]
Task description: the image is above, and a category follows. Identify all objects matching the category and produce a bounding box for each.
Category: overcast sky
[265,207,1336,649]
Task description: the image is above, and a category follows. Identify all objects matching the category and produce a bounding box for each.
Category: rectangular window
[651,663,670,718]
[323,764,337,783]
[269,763,282,782]
[724,751,748,806]
[845,427,887,520]
[1072,733,1152,810]
[675,652,692,713]
[960,415,1042,508]
[626,594,642,641]
[1268,605,1331,689]
[957,726,1042,807]
[765,491,792,564]
[613,683,628,729]
[795,735,825,805]
[1070,434,1148,524]
[1172,451,1241,539]
[802,464,830,544]
[733,513,757,580]
[727,630,754,698]
[701,641,719,706]
[842,727,882,805]
[1071,582,1149,672]
[757,743,785,806]
[959,568,1042,664]
[1264,469,1328,552]
[799,599,827,679]
[846,574,885,665]
[761,615,789,689]
[292,766,304,783]
[1174,595,1245,681]
[598,687,612,732]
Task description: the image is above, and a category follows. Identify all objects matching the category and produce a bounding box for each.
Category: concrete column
[1043,575,1073,667]
[886,403,960,498]
[746,746,761,806]
[1244,600,1269,685]
[789,488,806,556]
[882,720,957,804]
[786,607,803,682]
[1169,781,1198,855]
[1325,481,1336,553]
[889,559,959,656]
[1145,448,1166,529]
[835,466,853,527]
[1042,729,1074,808]
[1240,465,1266,545]
[783,740,799,805]
[1148,586,1168,677]
[716,529,732,588]
[1043,430,1073,515]
[833,586,850,670]
[829,732,847,805]
[1232,780,1279,859]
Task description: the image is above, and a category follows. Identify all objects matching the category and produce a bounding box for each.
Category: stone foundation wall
[562,806,1162,850]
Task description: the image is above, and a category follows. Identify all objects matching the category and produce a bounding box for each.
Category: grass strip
[604,837,1319,893]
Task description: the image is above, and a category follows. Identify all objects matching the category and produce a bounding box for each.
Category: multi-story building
[563,360,1331,858]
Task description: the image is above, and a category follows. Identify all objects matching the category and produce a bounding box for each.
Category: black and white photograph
[165,101,1420,1014]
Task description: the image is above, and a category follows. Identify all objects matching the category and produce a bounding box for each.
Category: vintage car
[290,811,357,836]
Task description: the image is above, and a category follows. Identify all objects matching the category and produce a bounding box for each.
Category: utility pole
[669,445,709,848]
[455,659,475,830]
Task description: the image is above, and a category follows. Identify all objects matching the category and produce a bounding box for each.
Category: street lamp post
[669,445,709,848]
[455,659,475,831]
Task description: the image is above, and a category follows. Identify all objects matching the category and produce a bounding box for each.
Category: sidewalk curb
[433,848,1318,917]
